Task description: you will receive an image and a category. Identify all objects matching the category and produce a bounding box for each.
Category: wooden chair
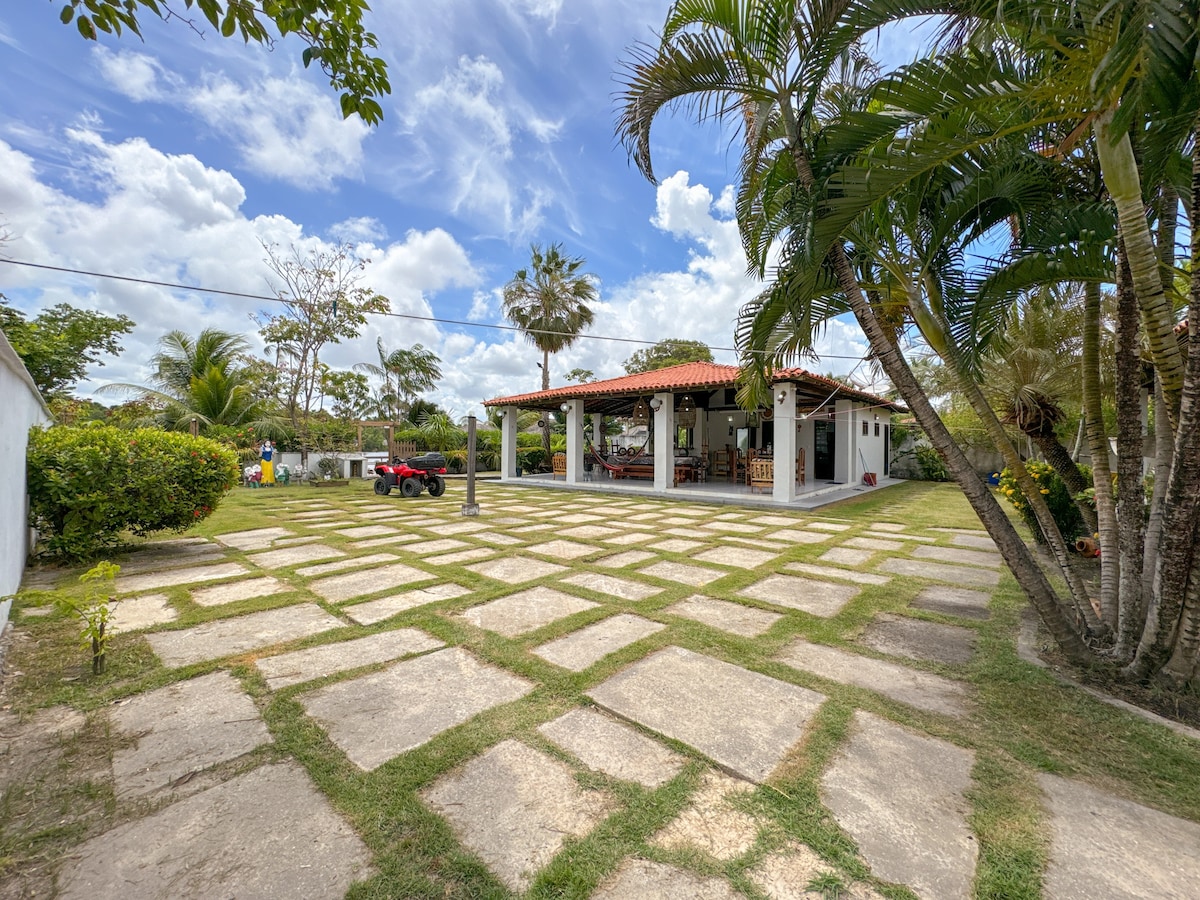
[796,448,806,487]
[710,449,730,480]
[749,459,773,493]
[551,453,567,480]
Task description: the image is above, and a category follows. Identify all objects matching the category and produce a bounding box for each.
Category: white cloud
[93,47,170,102]
[330,216,387,243]
[184,73,371,190]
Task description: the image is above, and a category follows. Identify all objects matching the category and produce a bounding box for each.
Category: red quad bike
[373,453,448,498]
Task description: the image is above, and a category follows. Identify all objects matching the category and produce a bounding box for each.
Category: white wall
[0,331,52,601]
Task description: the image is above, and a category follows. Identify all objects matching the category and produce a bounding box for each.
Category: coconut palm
[355,339,442,424]
[618,0,1095,659]
[502,243,597,461]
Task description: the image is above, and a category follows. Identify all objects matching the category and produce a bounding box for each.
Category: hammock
[585,432,652,474]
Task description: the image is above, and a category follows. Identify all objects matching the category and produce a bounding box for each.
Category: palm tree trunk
[1127,130,1200,681]
[1093,110,1185,422]
[541,348,552,464]
[1027,428,1098,536]
[1082,282,1121,631]
[1113,244,1149,658]
[779,132,1091,662]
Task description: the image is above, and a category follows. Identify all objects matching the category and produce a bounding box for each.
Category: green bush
[914,445,951,482]
[996,461,1090,543]
[27,424,240,560]
[518,447,546,472]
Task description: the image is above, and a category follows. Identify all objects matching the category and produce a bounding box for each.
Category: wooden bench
[749,459,773,493]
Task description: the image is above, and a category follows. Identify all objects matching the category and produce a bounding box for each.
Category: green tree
[502,243,597,461]
[0,301,133,398]
[354,338,441,424]
[258,242,389,465]
[564,368,595,384]
[623,339,713,374]
[54,0,390,124]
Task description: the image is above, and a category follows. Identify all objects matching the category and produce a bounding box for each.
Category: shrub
[518,447,546,472]
[914,445,951,482]
[27,424,239,560]
[996,461,1090,543]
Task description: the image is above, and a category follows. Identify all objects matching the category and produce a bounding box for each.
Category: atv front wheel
[400,477,423,498]
[427,475,446,497]
[373,476,392,496]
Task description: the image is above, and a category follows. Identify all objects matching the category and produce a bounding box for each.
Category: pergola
[484,362,906,504]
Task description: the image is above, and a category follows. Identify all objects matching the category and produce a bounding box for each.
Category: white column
[565,402,584,482]
[652,392,674,492]
[835,399,854,483]
[773,382,797,503]
[500,406,519,479]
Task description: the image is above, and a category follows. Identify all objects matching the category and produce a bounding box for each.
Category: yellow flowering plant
[995,461,1091,544]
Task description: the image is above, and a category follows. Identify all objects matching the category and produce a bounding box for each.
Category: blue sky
[0,2,922,417]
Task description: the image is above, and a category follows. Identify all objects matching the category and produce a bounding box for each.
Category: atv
[373,453,448,498]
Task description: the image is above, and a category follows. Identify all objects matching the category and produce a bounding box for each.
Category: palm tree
[617,0,1094,660]
[355,339,442,424]
[502,243,597,461]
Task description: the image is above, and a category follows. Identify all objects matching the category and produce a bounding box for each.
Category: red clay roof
[484,361,904,411]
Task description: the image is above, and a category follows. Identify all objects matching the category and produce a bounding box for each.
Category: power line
[0,257,874,362]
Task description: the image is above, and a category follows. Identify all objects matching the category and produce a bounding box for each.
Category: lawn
[3,478,1198,899]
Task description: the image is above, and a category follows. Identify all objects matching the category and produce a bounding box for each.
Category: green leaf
[77,14,96,40]
[60,5,75,24]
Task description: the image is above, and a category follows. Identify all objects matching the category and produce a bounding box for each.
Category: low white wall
[0,331,52,601]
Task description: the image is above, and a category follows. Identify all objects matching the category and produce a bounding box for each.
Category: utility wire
[0,257,874,362]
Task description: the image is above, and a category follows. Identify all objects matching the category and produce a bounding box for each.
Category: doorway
[814,420,836,481]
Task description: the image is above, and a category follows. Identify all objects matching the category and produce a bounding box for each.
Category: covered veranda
[484,362,906,507]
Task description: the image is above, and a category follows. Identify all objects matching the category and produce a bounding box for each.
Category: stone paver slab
[650,769,759,860]
[751,515,806,527]
[537,708,684,788]
[596,550,656,568]
[912,544,1003,568]
[558,513,605,523]
[423,547,497,565]
[702,521,765,534]
[1039,773,1200,900]
[146,603,344,668]
[806,521,852,532]
[342,583,470,625]
[556,525,616,539]
[467,556,568,583]
[110,594,178,632]
[114,540,225,576]
[822,711,977,900]
[738,575,860,618]
[333,524,399,538]
[292,509,339,520]
[403,538,469,556]
[766,529,831,544]
[461,586,598,637]
[473,532,524,546]
[256,628,444,690]
[750,844,884,900]
[694,546,778,569]
[777,639,970,717]
[295,553,397,577]
[56,762,372,900]
[601,531,657,545]
[650,538,706,553]
[191,576,288,607]
[250,543,347,569]
[860,614,977,665]
[819,548,874,566]
[587,646,825,783]
[864,531,936,543]
[667,595,782,637]
[214,527,294,550]
[561,572,663,601]
[533,613,664,671]
[525,540,598,560]
[110,671,270,797]
[433,520,489,535]
[638,560,725,586]
[592,859,738,900]
[784,562,891,586]
[423,739,612,892]
[303,648,533,770]
[952,533,997,551]
[309,562,432,601]
[869,522,907,532]
[843,536,904,552]
[116,562,251,594]
[879,557,1000,588]
[911,585,992,619]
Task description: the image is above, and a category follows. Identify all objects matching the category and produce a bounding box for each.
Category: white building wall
[0,331,53,601]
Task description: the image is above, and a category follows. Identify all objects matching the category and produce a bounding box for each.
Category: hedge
[27,424,240,560]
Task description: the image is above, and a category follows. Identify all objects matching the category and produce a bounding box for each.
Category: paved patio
[8,480,1200,898]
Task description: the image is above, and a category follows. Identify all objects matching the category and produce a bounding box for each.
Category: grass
[3,478,1199,898]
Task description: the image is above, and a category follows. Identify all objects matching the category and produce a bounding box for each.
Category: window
[862,421,869,436]
[874,422,880,437]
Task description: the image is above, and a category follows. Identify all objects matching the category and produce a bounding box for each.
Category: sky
[0,2,926,419]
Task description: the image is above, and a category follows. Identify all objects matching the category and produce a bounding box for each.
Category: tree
[502,243,597,461]
[320,367,371,421]
[354,338,441,425]
[0,301,133,398]
[55,0,390,124]
[623,339,713,374]
[258,242,389,466]
[564,368,595,384]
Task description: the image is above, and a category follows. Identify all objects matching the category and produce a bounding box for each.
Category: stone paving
[16,481,1200,899]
